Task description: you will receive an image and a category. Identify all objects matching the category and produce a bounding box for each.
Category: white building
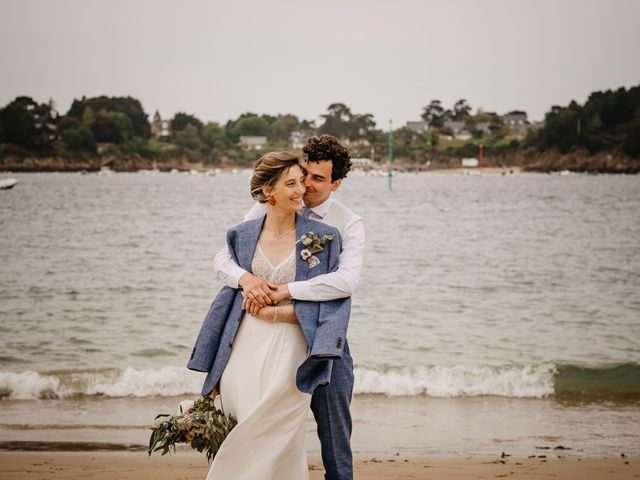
[240,136,267,150]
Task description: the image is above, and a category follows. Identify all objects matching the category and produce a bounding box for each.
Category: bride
[187,151,351,479]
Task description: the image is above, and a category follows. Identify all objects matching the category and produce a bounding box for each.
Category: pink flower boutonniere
[298,231,333,268]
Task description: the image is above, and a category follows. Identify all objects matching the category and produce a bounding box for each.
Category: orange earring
[268,196,276,206]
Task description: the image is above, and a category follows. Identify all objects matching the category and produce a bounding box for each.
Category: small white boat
[0,178,18,190]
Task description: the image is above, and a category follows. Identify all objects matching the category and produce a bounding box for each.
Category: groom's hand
[270,284,292,304]
[243,284,291,315]
[239,273,276,307]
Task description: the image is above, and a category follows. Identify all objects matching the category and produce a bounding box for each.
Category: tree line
[0,84,638,167]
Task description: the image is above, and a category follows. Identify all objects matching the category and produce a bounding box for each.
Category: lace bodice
[252,244,295,305]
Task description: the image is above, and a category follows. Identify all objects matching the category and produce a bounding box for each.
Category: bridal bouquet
[148,397,237,462]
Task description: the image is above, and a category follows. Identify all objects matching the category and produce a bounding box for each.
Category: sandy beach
[0,451,637,479]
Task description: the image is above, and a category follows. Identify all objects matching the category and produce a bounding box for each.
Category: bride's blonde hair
[250,151,301,203]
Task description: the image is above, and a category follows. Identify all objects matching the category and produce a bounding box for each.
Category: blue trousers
[310,340,355,480]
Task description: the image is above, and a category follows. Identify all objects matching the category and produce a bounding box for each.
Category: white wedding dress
[206,244,310,480]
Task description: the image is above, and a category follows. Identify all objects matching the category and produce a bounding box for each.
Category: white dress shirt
[213,196,365,301]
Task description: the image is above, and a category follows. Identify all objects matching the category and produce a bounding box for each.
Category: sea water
[1,171,639,456]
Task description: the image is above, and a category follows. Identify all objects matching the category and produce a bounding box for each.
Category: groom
[214,134,365,480]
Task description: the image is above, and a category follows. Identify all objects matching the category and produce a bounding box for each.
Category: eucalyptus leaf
[148,396,237,462]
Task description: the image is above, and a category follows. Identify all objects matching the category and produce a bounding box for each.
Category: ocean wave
[354,364,557,398]
[0,367,202,400]
[1,363,638,400]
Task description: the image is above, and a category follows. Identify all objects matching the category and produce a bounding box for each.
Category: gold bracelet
[273,305,279,323]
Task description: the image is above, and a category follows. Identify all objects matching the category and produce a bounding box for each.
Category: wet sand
[0,452,637,479]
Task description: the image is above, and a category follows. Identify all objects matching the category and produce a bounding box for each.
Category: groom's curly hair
[302,135,351,182]
[250,151,300,203]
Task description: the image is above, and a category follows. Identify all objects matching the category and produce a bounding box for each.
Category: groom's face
[303,160,341,208]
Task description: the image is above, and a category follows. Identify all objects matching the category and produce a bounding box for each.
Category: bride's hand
[242,292,264,316]
[205,386,219,399]
[239,273,277,307]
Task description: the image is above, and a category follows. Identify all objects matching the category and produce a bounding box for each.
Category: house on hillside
[443,120,472,140]
[406,120,429,133]
[475,122,491,136]
[501,111,528,126]
[240,136,267,150]
[500,111,530,139]
[150,111,172,141]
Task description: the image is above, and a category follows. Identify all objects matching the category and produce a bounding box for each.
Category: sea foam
[354,364,557,398]
[0,364,558,400]
[0,367,203,400]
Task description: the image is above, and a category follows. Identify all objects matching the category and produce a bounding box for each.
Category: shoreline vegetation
[1,84,638,174]
[1,148,638,174]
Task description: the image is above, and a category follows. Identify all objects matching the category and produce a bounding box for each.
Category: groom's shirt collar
[306,196,332,220]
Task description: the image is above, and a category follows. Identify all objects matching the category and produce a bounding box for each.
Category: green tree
[68,96,150,138]
[91,110,134,143]
[0,98,38,148]
[171,112,204,134]
[61,126,97,152]
[230,115,270,140]
[269,114,299,142]
[201,122,227,149]
[535,103,580,153]
[175,124,204,151]
[453,99,471,121]
[57,115,79,132]
[350,113,376,142]
[320,103,353,138]
[421,100,445,128]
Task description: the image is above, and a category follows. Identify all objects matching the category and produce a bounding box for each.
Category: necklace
[265,226,295,239]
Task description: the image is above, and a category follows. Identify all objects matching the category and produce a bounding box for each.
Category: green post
[387,120,393,191]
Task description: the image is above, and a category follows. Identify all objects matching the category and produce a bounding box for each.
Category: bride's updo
[250,151,301,203]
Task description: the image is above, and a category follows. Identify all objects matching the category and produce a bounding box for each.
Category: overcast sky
[1,0,639,127]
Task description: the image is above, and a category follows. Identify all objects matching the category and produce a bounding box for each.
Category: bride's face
[266,164,305,213]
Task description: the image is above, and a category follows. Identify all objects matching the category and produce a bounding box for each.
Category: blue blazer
[187,213,352,396]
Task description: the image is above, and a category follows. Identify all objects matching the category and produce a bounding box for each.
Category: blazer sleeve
[308,229,352,359]
[186,225,242,372]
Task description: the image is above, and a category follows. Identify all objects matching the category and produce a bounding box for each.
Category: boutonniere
[298,231,333,268]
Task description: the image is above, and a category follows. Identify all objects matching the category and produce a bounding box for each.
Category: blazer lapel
[238,215,266,272]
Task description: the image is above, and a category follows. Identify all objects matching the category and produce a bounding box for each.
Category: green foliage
[0,96,57,150]
[320,103,351,138]
[453,98,471,120]
[421,99,445,128]
[533,85,640,157]
[319,103,375,142]
[175,124,204,151]
[269,114,299,141]
[61,126,97,153]
[90,110,134,143]
[56,115,80,132]
[171,112,204,134]
[201,122,227,149]
[228,114,270,141]
[116,137,156,157]
[68,95,150,138]
[0,101,37,148]
[536,103,580,153]
[149,397,237,463]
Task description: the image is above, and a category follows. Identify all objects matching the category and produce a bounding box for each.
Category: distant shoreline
[1,150,638,174]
